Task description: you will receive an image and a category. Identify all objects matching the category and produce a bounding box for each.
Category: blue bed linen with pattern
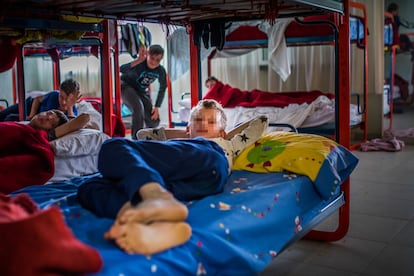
[13,170,342,275]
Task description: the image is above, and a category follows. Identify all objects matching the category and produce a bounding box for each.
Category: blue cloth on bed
[12,169,345,276]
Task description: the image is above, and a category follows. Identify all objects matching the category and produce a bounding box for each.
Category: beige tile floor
[260,105,414,276]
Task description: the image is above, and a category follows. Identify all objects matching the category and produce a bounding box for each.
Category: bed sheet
[48,154,99,183]
[178,97,362,133]
[13,170,344,276]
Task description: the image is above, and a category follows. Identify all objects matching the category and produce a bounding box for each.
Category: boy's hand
[67,91,82,108]
[151,107,160,120]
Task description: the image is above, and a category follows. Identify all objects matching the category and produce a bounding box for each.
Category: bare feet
[105,221,192,255]
[105,182,192,255]
[117,183,189,224]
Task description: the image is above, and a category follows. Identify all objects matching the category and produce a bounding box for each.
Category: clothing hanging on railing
[119,24,152,58]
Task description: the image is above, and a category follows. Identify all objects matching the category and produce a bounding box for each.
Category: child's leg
[121,85,144,139]
[77,175,129,219]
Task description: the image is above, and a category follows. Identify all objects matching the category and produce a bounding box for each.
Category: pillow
[232,132,359,200]
[178,98,191,109]
[51,128,110,157]
[76,100,102,130]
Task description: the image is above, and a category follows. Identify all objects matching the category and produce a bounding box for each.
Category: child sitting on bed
[0,78,81,122]
[77,99,268,255]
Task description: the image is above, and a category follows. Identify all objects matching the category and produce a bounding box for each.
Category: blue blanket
[15,170,344,275]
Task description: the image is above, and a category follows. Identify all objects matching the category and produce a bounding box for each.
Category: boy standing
[120,44,167,139]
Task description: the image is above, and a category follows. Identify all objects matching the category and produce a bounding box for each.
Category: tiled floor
[260,105,414,276]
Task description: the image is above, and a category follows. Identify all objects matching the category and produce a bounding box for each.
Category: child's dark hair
[148,44,164,57]
[387,3,398,13]
[205,76,219,85]
[60,79,80,95]
[53,109,69,127]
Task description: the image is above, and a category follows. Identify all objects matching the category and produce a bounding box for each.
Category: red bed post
[101,19,114,136]
[16,45,25,121]
[12,65,17,105]
[52,60,60,90]
[349,1,369,148]
[167,74,174,128]
[112,20,122,119]
[306,0,351,242]
[189,24,201,107]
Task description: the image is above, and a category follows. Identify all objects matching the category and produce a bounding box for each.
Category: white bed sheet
[178,96,362,131]
[48,154,99,183]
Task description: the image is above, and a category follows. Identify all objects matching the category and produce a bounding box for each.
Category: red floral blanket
[0,122,54,194]
[203,81,334,108]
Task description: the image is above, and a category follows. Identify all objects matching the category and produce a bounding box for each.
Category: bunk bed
[385,30,414,110]
[185,1,367,150]
[383,11,407,131]
[0,1,355,275]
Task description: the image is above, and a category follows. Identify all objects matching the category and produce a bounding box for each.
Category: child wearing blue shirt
[0,78,80,122]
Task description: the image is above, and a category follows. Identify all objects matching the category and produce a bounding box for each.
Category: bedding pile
[0,122,54,193]
[203,81,334,108]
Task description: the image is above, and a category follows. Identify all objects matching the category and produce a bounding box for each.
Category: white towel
[259,19,293,81]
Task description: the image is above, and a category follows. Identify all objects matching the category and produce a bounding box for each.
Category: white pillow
[178,98,191,109]
[51,128,110,157]
[76,100,103,130]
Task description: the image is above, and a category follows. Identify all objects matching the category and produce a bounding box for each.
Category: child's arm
[66,91,81,117]
[27,95,44,120]
[136,127,189,141]
[51,113,90,140]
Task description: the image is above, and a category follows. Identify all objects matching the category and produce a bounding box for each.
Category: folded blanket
[0,122,54,193]
[203,81,334,108]
[0,193,103,275]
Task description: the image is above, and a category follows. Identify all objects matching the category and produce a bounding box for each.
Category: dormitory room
[0,0,413,275]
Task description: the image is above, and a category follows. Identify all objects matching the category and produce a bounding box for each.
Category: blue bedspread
[14,170,342,276]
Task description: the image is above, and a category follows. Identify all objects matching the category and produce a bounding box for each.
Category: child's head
[58,79,80,112]
[387,3,399,15]
[29,109,69,130]
[205,76,219,89]
[146,44,164,69]
[188,99,227,139]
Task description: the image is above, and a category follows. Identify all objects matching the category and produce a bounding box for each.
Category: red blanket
[0,122,54,194]
[203,81,334,108]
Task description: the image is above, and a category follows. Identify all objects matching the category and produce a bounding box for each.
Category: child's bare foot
[107,221,192,255]
[117,183,188,224]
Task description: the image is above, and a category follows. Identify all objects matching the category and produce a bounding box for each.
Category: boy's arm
[27,95,44,120]
[164,128,189,139]
[53,113,90,139]
[65,91,81,117]
[136,127,189,140]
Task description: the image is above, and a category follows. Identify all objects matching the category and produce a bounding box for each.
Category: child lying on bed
[28,109,90,141]
[77,99,268,255]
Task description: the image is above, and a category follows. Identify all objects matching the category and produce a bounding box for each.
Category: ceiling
[1,0,344,26]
